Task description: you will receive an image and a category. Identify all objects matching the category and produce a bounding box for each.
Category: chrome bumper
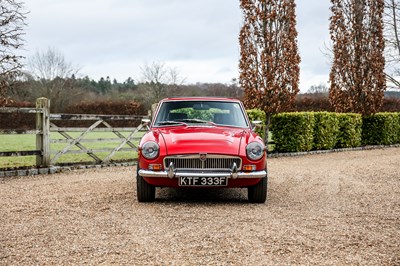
[138,169,267,179]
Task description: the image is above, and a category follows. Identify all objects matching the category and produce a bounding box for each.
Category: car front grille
[164,155,242,170]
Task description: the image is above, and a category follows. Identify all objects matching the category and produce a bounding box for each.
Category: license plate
[179,176,228,187]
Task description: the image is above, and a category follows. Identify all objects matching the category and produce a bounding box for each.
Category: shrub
[1,99,147,129]
[62,100,147,127]
[335,113,362,148]
[295,94,334,112]
[65,100,146,116]
[313,112,339,150]
[0,101,35,129]
[271,112,315,152]
[362,113,400,145]
[380,98,400,112]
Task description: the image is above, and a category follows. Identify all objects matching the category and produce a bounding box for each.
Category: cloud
[23,0,332,91]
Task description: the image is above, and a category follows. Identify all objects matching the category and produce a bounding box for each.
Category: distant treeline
[7,76,244,112]
[4,76,400,122]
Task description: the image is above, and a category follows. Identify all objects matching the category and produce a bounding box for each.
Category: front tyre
[248,176,268,203]
[136,167,155,202]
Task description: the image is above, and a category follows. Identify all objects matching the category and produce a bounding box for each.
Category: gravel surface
[1,148,399,265]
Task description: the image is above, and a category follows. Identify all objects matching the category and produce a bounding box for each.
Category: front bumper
[138,169,267,179]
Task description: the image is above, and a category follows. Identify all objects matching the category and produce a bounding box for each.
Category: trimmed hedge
[336,113,362,148]
[362,113,400,145]
[313,112,339,150]
[268,111,400,152]
[270,112,315,152]
[256,110,365,152]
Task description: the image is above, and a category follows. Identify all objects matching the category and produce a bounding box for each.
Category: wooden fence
[0,98,149,168]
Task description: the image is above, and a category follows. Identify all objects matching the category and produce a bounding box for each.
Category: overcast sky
[22,0,332,92]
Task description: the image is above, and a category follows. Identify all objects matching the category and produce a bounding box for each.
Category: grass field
[0,132,144,169]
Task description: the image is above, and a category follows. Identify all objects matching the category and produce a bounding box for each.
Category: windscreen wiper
[156,121,188,126]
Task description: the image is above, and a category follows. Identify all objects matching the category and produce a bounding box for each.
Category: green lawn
[0,131,144,169]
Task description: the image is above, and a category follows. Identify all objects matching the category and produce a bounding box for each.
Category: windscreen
[153,101,249,128]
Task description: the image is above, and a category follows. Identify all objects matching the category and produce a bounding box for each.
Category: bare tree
[26,47,81,111]
[239,0,301,144]
[0,0,26,103]
[139,62,184,104]
[307,83,329,95]
[384,0,400,89]
[27,47,79,81]
[329,0,386,115]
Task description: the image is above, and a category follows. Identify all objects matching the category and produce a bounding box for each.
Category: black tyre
[248,175,268,203]
[136,167,156,202]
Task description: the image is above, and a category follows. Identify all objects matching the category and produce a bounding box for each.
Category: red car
[137,97,267,203]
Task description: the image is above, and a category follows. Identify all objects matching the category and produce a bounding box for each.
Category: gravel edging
[1,144,399,178]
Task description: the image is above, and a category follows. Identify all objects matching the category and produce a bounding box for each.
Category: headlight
[246,142,264,161]
[141,141,160,160]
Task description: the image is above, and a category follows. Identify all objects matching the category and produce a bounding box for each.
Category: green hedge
[362,113,400,145]
[336,113,362,148]
[248,109,399,153]
[270,112,315,152]
[313,112,339,150]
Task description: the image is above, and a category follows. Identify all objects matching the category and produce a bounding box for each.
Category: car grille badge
[199,153,207,162]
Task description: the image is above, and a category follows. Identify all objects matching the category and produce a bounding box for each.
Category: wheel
[248,175,268,203]
[136,167,155,202]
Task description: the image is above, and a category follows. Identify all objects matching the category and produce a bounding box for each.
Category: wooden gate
[49,113,149,165]
[0,98,149,168]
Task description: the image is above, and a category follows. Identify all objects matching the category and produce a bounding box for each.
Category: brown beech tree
[0,0,26,104]
[239,0,300,144]
[329,0,386,114]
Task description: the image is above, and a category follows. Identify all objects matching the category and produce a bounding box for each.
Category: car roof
[160,97,242,102]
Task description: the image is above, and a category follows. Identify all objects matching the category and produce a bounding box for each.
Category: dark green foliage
[246,109,266,140]
[313,112,340,150]
[271,112,315,152]
[362,113,400,145]
[336,113,362,148]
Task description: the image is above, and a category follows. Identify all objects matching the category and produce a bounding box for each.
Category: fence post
[36,98,50,167]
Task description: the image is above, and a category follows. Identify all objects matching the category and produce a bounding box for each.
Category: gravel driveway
[1,148,399,265]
